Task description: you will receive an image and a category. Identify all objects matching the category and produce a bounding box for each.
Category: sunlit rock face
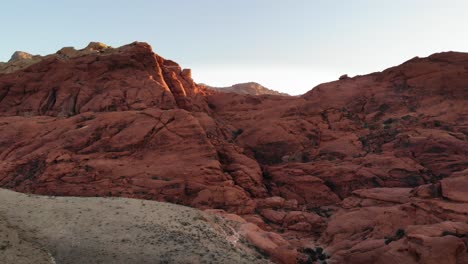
[0,42,467,263]
[201,82,289,96]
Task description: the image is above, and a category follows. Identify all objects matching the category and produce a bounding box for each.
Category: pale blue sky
[2,0,468,94]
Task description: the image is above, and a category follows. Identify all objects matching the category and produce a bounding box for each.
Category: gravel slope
[0,189,269,264]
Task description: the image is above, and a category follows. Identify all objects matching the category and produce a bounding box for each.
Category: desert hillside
[0,42,467,263]
[0,188,269,264]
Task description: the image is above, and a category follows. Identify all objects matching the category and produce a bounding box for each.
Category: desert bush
[300,247,330,264]
[385,228,406,244]
[231,128,244,140]
[379,104,390,112]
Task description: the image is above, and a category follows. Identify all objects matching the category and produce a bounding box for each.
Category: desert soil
[0,188,269,264]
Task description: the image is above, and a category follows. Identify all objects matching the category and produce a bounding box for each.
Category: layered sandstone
[0,42,467,263]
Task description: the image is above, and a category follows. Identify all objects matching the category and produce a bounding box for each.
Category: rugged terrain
[201,82,288,96]
[0,42,467,263]
[0,188,269,264]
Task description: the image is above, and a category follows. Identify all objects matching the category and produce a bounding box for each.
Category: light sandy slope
[0,188,270,264]
[0,217,53,264]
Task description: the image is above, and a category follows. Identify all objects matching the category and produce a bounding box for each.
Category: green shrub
[383,118,394,125]
[379,104,390,112]
[401,115,411,121]
[231,128,244,140]
[385,228,406,244]
[262,169,273,180]
[300,247,330,264]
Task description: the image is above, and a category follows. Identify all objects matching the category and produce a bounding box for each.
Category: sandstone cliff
[0,42,467,264]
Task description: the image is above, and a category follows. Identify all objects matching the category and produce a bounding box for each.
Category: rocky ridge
[201,82,289,96]
[0,42,467,263]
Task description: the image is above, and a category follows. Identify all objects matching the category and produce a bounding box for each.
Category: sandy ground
[0,188,269,264]
[0,216,53,264]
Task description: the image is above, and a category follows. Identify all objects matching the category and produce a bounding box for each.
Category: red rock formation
[320,173,468,263]
[0,42,467,263]
[0,42,213,116]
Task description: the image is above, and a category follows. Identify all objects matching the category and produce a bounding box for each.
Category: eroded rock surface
[0,42,467,263]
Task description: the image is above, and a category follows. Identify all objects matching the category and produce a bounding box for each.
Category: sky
[2,0,468,95]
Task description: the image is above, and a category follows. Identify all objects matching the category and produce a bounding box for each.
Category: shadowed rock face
[0,42,467,263]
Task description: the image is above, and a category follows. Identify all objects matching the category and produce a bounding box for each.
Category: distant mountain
[0,42,111,74]
[200,82,289,96]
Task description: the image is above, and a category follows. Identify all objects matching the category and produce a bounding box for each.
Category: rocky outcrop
[0,42,467,263]
[0,42,113,74]
[321,175,468,263]
[0,42,213,115]
[9,51,34,62]
[440,170,468,202]
[202,82,289,96]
